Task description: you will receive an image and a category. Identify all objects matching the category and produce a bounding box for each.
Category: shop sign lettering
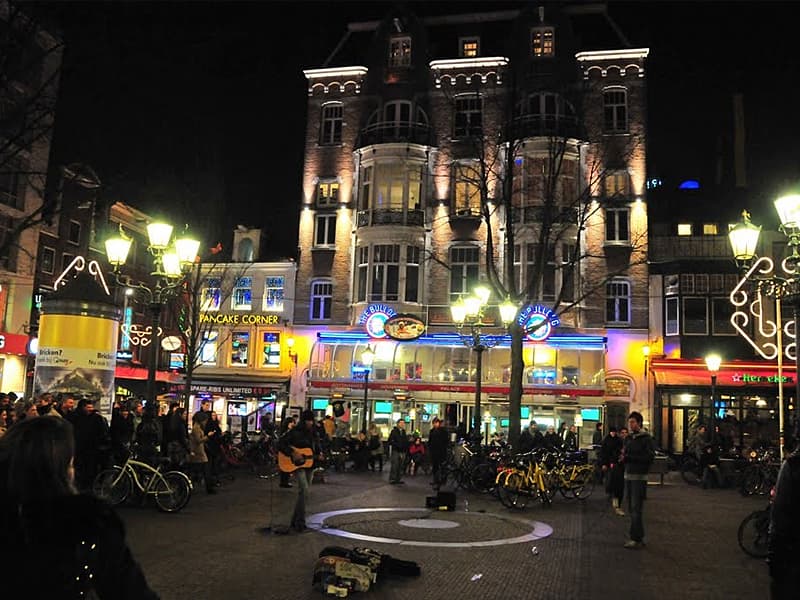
[730,372,794,384]
[358,303,397,338]
[199,313,280,325]
[517,304,560,342]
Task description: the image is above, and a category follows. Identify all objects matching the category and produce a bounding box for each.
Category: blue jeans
[626,479,647,542]
[272,468,311,530]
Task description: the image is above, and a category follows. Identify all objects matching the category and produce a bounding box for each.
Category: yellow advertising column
[34,271,121,416]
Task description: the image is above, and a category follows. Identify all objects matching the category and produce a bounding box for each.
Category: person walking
[0,416,159,599]
[428,417,449,487]
[387,418,409,484]
[768,445,800,599]
[623,412,655,549]
[266,410,320,535]
[188,412,217,494]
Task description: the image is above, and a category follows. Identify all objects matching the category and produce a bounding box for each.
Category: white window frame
[605,207,630,244]
[606,279,631,325]
[531,27,555,57]
[603,87,628,133]
[454,94,483,138]
[201,278,221,312]
[320,102,343,145]
[231,277,252,311]
[314,213,336,247]
[200,330,219,364]
[369,244,401,302]
[316,180,340,207]
[388,35,412,67]
[40,246,55,274]
[230,331,250,367]
[459,36,480,57]
[263,276,285,312]
[453,161,481,215]
[310,279,333,321]
[449,246,480,301]
[665,296,680,336]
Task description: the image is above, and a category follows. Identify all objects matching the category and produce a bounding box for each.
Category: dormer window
[459,37,480,58]
[531,27,554,57]
[389,36,412,67]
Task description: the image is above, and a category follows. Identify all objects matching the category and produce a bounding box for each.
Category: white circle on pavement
[398,518,460,529]
[307,507,553,548]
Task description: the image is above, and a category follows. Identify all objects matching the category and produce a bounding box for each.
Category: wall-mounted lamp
[642,344,651,377]
[287,336,298,365]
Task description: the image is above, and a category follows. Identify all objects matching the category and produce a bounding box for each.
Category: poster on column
[34,314,119,415]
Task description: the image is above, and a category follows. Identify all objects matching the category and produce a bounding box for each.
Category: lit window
[261,332,281,368]
[310,280,332,320]
[703,223,718,235]
[678,224,693,236]
[604,171,630,198]
[320,103,343,145]
[454,95,482,138]
[606,279,631,324]
[389,36,412,67]
[314,214,336,247]
[263,276,284,311]
[459,37,479,57]
[230,331,249,366]
[453,162,481,215]
[200,330,218,364]
[317,181,339,207]
[603,88,628,133]
[605,208,630,243]
[201,278,221,311]
[531,27,554,57]
[232,277,252,310]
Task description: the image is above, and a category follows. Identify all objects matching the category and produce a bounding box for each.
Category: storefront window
[395,343,420,380]
[231,331,249,366]
[261,332,281,368]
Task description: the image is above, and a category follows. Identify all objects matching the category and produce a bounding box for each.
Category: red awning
[650,358,795,387]
[115,365,183,384]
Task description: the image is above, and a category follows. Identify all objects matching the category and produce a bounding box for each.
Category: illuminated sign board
[358,304,397,338]
[199,313,280,325]
[731,373,794,384]
[383,314,426,341]
[517,304,560,342]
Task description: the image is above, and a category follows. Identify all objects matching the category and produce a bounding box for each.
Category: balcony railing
[356,121,435,148]
[510,206,579,224]
[357,208,425,228]
[649,235,732,261]
[506,114,583,141]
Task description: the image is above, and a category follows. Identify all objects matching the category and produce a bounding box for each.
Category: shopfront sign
[199,313,280,325]
[358,303,397,338]
[0,332,30,355]
[176,383,281,396]
[517,304,560,342]
[730,372,794,384]
[383,314,426,341]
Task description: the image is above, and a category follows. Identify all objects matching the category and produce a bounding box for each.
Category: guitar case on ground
[312,546,421,597]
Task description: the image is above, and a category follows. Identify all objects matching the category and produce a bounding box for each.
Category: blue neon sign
[517,304,560,342]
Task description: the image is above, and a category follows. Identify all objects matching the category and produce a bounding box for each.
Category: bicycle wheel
[93,467,132,506]
[470,461,497,494]
[737,509,770,558]
[500,472,528,510]
[572,468,596,499]
[153,471,193,513]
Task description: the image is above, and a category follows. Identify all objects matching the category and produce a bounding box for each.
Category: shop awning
[115,365,184,384]
[650,358,795,387]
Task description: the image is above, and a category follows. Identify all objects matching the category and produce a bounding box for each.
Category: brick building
[293,3,650,440]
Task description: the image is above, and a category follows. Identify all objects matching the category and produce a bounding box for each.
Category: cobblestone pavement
[122,469,770,600]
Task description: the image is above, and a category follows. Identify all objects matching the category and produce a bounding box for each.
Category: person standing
[428,417,449,487]
[564,425,578,451]
[188,412,216,494]
[110,403,135,464]
[601,427,626,516]
[267,410,320,534]
[205,411,223,487]
[278,416,296,488]
[387,418,408,485]
[72,398,111,492]
[592,422,604,447]
[623,412,655,549]
[367,422,383,472]
[768,446,800,599]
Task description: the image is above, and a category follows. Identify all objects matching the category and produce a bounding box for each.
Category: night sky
[33,1,800,256]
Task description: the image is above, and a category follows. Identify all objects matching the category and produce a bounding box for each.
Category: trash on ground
[471,574,483,581]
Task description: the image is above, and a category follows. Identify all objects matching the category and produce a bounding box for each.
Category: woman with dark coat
[0,416,159,599]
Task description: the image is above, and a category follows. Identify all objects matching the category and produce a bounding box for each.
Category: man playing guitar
[267,410,321,535]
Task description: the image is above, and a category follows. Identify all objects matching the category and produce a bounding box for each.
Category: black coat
[599,434,623,467]
[0,494,159,599]
[388,426,409,453]
[427,426,449,460]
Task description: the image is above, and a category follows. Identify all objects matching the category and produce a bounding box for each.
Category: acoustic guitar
[278,446,315,473]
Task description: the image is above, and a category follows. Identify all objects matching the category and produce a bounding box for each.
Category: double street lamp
[705,353,722,442]
[360,345,375,432]
[450,285,517,446]
[105,223,200,407]
[729,196,800,459]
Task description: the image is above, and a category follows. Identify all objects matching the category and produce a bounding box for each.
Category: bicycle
[740,448,779,497]
[496,450,552,510]
[93,454,193,513]
[550,452,596,499]
[737,502,771,558]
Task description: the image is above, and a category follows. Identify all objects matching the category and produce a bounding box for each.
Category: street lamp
[729,201,800,459]
[642,344,651,428]
[361,344,375,432]
[450,285,516,447]
[705,353,722,442]
[105,222,200,408]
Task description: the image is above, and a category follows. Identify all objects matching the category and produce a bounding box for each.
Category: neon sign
[358,303,397,338]
[517,304,560,342]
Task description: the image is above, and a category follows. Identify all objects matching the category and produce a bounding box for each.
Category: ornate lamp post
[105,223,200,407]
[729,199,800,459]
[450,284,516,447]
[361,344,375,432]
[705,353,722,442]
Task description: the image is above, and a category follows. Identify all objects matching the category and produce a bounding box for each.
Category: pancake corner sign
[358,304,397,338]
[518,304,560,342]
